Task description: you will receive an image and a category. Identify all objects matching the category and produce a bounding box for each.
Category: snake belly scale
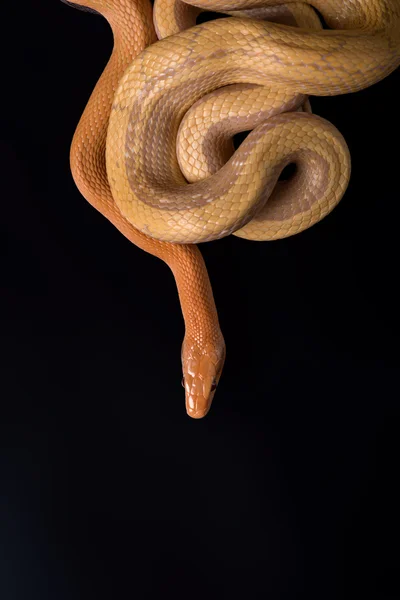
[62,0,400,418]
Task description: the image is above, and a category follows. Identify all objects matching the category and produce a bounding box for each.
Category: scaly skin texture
[64,0,400,418]
[162,3,321,223]
[153,0,322,38]
[64,0,225,419]
[106,1,400,244]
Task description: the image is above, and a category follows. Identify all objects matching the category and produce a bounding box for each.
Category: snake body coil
[64,0,400,418]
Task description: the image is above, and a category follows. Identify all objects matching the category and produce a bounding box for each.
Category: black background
[1,1,399,598]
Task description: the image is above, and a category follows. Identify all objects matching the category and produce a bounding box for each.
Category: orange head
[181,335,226,419]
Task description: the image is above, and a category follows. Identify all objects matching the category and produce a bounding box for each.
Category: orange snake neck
[68,0,224,348]
[66,0,400,417]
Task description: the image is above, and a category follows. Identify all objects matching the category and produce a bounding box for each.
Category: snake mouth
[59,0,100,16]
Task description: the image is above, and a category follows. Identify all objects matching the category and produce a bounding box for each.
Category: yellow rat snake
[61,0,400,417]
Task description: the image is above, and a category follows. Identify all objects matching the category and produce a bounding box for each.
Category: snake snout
[187,400,213,420]
[183,380,216,419]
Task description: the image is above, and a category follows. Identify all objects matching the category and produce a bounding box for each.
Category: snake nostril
[181,377,185,388]
[211,379,217,392]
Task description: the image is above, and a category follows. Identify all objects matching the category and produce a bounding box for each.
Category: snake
[61,0,400,418]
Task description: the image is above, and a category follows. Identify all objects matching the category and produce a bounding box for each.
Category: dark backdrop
[1,1,399,598]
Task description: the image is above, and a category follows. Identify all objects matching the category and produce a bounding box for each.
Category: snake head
[181,336,226,419]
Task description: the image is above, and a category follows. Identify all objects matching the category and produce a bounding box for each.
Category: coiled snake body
[62,0,400,417]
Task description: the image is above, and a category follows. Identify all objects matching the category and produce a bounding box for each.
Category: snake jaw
[182,338,225,419]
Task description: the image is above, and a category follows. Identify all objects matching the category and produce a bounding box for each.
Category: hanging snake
[61,0,400,418]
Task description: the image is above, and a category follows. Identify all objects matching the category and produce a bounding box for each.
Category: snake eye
[181,377,185,388]
[211,379,217,391]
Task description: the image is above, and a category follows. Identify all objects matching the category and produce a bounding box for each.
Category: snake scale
[61,0,400,418]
